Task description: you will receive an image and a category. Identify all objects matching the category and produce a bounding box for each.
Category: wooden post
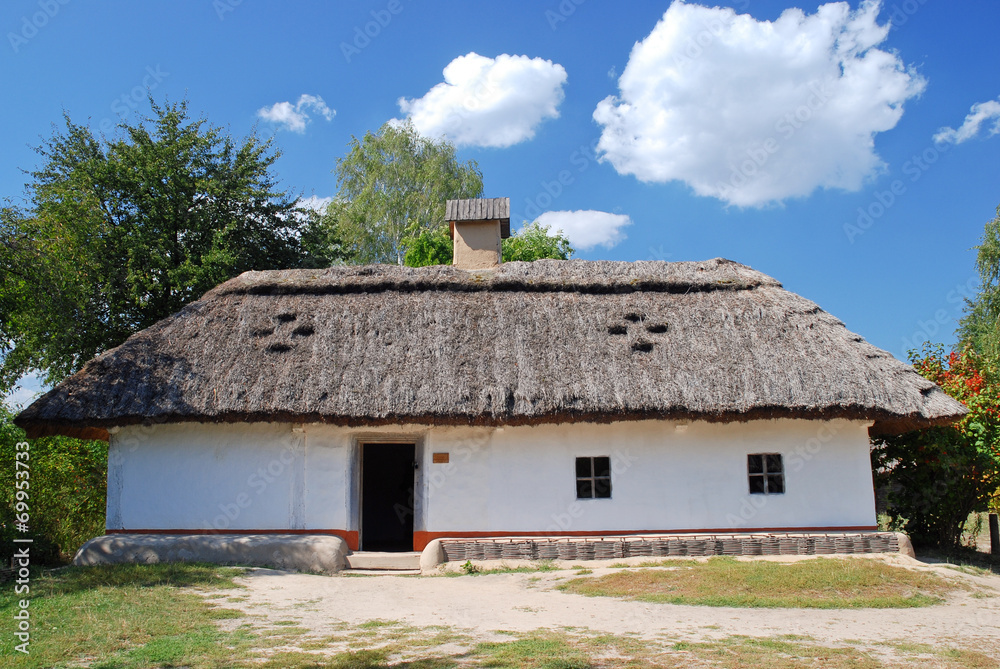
[990,513,999,555]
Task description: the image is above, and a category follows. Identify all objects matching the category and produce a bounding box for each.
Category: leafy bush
[872,345,1000,549]
[1,406,107,564]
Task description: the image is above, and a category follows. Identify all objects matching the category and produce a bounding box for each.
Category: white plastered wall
[418,419,877,533]
[106,418,876,534]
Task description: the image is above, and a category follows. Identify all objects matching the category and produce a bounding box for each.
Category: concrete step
[345,551,421,571]
[344,569,421,576]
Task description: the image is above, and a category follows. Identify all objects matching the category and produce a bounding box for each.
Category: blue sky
[2,0,999,407]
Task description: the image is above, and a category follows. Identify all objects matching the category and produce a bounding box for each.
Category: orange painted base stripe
[105,528,360,551]
[412,526,878,551]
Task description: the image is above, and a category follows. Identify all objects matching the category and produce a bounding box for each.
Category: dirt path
[214,555,1000,650]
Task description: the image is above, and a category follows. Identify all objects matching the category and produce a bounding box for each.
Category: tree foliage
[403,221,575,267]
[404,225,453,267]
[327,121,484,265]
[1,406,107,564]
[959,204,1000,358]
[0,99,312,392]
[872,345,1000,548]
[502,221,574,262]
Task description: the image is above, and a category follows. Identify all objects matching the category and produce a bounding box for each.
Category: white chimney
[447,198,510,270]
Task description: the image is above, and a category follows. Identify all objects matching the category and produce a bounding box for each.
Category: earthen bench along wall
[438,533,900,562]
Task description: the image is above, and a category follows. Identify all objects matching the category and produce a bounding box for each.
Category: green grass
[0,563,250,668]
[1,561,994,668]
[445,560,559,576]
[559,557,957,608]
[466,632,999,669]
[471,634,591,668]
[919,546,1000,575]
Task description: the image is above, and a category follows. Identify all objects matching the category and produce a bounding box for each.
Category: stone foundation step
[345,551,421,571]
[344,569,421,576]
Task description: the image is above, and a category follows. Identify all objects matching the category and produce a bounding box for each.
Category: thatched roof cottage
[16,198,965,568]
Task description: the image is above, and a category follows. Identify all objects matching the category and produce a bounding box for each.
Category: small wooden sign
[432,452,450,464]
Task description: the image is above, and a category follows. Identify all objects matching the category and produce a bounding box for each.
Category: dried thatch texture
[15,258,966,440]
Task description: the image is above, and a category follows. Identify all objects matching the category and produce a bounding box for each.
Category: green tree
[328,121,483,265]
[403,221,575,267]
[502,221,574,262]
[0,99,313,392]
[871,345,1000,548]
[959,204,1000,358]
[1,405,107,564]
[404,225,453,267]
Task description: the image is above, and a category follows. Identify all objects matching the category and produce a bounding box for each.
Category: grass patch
[919,547,1000,574]
[559,557,956,608]
[0,563,251,668]
[446,560,559,576]
[471,634,591,668]
[358,619,403,629]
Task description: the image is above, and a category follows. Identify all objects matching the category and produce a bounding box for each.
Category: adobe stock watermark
[647,245,672,262]
[516,138,601,222]
[205,431,302,531]
[843,140,951,244]
[885,0,929,29]
[12,440,32,654]
[436,71,502,141]
[668,2,752,73]
[397,430,492,527]
[340,0,404,63]
[545,448,637,533]
[896,275,978,360]
[726,422,843,528]
[8,0,70,54]
[95,65,170,135]
[716,77,835,201]
[545,0,587,30]
[213,0,242,21]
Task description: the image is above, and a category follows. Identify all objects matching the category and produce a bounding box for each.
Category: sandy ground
[210,554,1000,653]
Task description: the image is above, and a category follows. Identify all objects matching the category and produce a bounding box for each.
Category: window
[748,453,784,494]
[576,456,611,499]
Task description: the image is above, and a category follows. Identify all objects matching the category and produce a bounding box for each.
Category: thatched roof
[16,258,966,441]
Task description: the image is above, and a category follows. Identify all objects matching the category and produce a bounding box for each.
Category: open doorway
[360,442,415,551]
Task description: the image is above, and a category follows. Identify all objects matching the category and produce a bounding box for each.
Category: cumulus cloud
[258,94,335,133]
[934,98,1000,144]
[536,210,631,250]
[2,371,43,410]
[297,195,334,213]
[593,0,926,207]
[396,52,567,148]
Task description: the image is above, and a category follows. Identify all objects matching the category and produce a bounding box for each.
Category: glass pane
[749,475,765,494]
[767,474,784,494]
[766,454,783,473]
[748,454,763,474]
[577,479,594,499]
[594,457,611,477]
[576,457,592,478]
[594,477,612,498]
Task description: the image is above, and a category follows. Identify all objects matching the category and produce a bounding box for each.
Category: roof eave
[15,404,968,443]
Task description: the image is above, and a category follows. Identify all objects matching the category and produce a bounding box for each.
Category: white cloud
[593,0,926,207]
[396,52,567,148]
[297,195,334,213]
[2,371,44,411]
[258,94,335,133]
[535,210,631,250]
[934,98,1000,144]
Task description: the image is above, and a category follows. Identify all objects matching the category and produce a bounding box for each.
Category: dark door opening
[360,443,415,552]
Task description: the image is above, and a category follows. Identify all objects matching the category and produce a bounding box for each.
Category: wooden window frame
[748,453,785,495]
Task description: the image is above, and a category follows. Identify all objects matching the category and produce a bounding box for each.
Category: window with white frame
[747,453,784,494]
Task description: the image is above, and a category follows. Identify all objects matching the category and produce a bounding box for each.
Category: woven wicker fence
[439,533,899,562]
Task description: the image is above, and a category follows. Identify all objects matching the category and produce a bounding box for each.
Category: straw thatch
[15,258,966,441]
